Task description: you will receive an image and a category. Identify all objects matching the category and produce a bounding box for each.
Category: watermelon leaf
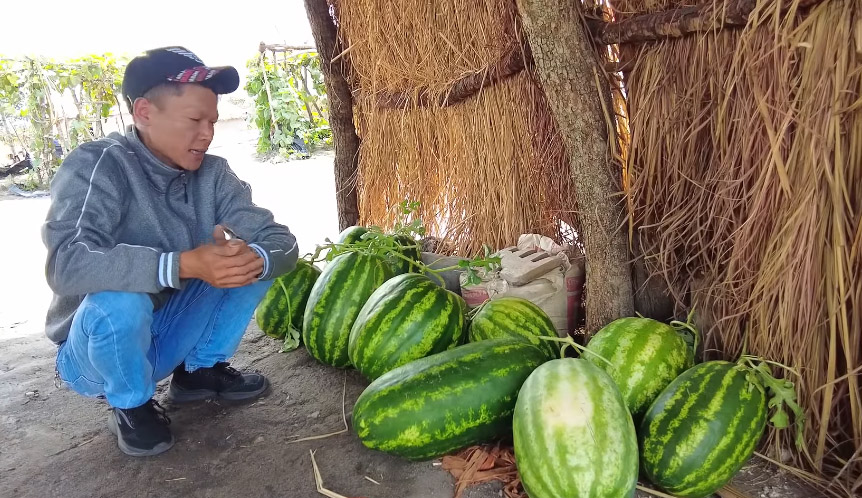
[280,327,301,353]
[740,356,806,448]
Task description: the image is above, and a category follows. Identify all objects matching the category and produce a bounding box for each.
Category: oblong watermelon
[348,273,466,380]
[388,234,422,275]
[337,225,368,244]
[583,317,694,421]
[468,297,559,360]
[352,338,549,460]
[302,252,392,368]
[640,361,767,498]
[255,260,321,348]
[513,358,638,498]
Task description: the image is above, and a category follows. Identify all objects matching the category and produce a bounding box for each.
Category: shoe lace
[214,362,241,377]
[147,399,171,425]
[117,399,171,428]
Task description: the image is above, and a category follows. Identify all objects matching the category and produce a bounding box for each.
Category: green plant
[0,54,126,188]
[245,51,330,159]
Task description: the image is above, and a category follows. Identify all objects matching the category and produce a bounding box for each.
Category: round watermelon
[640,361,767,498]
[255,260,321,349]
[513,358,638,497]
[302,252,392,368]
[348,273,466,380]
[337,225,369,244]
[467,297,559,360]
[583,317,694,421]
[388,234,422,275]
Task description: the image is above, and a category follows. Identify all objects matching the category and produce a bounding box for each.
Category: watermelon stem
[537,335,613,365]
[670,307,701,361]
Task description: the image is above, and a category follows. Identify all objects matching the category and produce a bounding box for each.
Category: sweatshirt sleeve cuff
[158,252,182,289]
[249,243,271,279]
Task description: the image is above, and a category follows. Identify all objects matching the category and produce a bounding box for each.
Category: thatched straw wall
[332,0,576,255]
[617,0,861,489]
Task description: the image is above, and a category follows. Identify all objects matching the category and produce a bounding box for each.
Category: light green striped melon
[302,252,392,368]
[583,317,694,421]
[513,358,638,498]
[640,361,767,498]
[348,273,466,380]
[467,296,559,360]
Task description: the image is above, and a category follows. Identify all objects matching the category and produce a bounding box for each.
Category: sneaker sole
[107,414,175,457]
[166,377,270,404]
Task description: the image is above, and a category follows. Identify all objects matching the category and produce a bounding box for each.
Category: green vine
[245,51,330,159]
[0,54,126,188]
[307,201,501,287]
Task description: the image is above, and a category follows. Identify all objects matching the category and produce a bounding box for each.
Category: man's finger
[212,242,250,258]
[213,225,228,246]
[233,258,264,277]
[217,274,260,288]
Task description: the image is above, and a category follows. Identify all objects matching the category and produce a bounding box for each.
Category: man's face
[134,84,219,171]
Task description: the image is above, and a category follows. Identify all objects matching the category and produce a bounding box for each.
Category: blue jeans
[56,279,272,409]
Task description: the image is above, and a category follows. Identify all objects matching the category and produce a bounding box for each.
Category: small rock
[253,435,265,444]
[309,411,320,419]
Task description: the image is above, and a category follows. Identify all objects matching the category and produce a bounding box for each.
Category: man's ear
[132,97,154,126]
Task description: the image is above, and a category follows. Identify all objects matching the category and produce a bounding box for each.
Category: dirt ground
[0,323,505,498]
[0,121,824,498]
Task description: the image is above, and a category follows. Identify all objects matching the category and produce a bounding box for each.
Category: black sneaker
[167,362,269,404]
[107,399,174,457]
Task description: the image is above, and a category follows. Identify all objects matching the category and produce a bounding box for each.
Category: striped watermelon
[388,234,422,275]
[467,297,560,360]
[640,361,767,498]
[348,273,466,380]
[255,259,321,349]
[352,338,549,460]
[337,225,369,244]
[513,358,638,498]
[302,252,392,368]
[583,317,694,421]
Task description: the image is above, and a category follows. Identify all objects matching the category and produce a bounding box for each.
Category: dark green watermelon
[255,260,321,351]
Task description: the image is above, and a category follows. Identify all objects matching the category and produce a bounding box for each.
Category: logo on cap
[165,47,204,65]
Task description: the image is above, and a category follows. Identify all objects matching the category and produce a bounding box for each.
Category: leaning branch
[370,45,531,110]
[594,0,826,45]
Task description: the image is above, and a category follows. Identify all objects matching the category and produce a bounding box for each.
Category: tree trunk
[304,0,360,230]
[517,0,635,334]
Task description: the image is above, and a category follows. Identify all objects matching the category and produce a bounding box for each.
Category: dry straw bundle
[332,0,575,255]
[617,0,861,490]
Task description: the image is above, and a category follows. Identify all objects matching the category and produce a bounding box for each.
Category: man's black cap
[122,46,239,111]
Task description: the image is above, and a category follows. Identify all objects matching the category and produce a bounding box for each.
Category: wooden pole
[594,0,825,45]
[303,0,361,230]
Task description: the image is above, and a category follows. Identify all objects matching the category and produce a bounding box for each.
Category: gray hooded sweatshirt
[41,125,298,344]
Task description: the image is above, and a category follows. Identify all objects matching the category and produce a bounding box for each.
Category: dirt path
[0,325,501,498]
